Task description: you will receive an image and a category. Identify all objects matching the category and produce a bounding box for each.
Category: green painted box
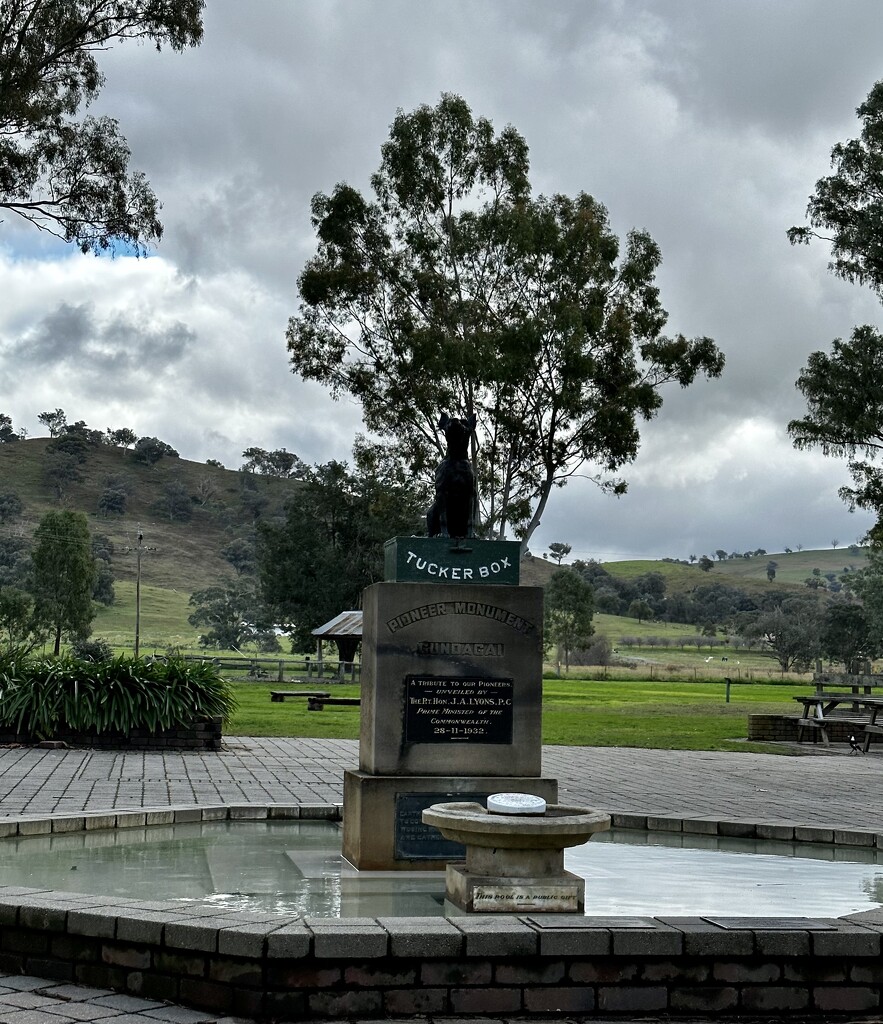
[384,537,521,586]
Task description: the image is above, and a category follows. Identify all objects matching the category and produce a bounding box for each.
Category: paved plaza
[0,737,877,1022]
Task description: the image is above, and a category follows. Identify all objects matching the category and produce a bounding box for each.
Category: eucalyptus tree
[288,93,724,545]
[789,80,883,295]
[0,0,203,253]
[31,509,96,655]
[788,325,883,539]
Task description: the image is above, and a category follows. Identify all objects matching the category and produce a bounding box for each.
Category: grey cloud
[8,303,195,378]
[5,1,883,560]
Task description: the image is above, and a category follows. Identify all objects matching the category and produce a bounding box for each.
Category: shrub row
[0,652,235,739]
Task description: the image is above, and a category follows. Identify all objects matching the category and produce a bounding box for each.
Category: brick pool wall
[0,805,881,1020]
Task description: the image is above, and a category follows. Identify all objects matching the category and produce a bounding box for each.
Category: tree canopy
[788,325,883,540]
[31,509,95,655]
[544,568,594,673]
[288,93,724,545]
[257,448,427,651]
[788,80,883,542]
[789,80,883,296]
[188,579,278,652]
[0,0,203,254]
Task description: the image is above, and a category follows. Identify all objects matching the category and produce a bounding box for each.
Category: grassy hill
[596,547,869,596]
[0,438,297,590]
[1,436,869,658]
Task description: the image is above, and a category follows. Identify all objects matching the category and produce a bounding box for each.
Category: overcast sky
[2,0,882,562]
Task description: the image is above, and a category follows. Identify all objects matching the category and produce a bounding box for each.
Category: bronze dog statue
[427,412,477,540]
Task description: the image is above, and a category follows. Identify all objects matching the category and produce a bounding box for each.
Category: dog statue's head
[438,412,477,460]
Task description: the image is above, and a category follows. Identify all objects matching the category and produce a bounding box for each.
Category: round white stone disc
[487,792,547,815]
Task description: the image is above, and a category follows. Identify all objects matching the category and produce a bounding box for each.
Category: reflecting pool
[0,820,879,918]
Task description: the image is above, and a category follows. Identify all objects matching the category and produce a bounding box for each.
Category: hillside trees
[0,492,22,524]
[820,601,877,670]
[544,569,594,673]
[241,448,307,479]
[288,93,724,545]
[548,542,572,564]
[37,409,66,437]
[0,0,203,254]
[188,580,278,651]
[258,452,427,651]
[31,510,96,655]
[747,598,824,672]
[0,586,48,652]
[106,427,137,448]
[0,413,18,443]
[134,436,178,467]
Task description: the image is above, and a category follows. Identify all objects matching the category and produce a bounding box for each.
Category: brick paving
[0,736,876,1022]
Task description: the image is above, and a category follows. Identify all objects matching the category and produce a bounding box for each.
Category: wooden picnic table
[794,692,883,749]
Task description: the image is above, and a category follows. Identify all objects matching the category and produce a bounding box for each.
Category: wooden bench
[270,690,331,703]
[307,697,362,711]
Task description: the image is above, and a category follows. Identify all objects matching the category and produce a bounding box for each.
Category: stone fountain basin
[422,801,610,850]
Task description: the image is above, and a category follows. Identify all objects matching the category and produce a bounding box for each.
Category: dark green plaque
[394,792,492,860]
[384,537,521,586]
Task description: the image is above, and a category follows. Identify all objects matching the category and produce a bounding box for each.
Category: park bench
[307,697,362,711]
[269,690,331,703]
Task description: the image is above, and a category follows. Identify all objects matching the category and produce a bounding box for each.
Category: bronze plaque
[404,675,514,744]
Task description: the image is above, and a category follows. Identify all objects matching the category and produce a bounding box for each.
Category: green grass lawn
[225,678,805,752]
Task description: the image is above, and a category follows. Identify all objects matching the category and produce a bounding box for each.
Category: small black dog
[426,412,477,540]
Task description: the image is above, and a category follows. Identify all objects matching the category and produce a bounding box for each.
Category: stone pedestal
[421,800,611,912]
[341,540,557,870]
[342,770,557,871]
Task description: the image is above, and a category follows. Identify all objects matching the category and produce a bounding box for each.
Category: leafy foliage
[0,413,18,443]
[0,651,235,738]
[544,568,594,672]
[0,491,23,524]
[241,447,308,478]
[548,542,571,564]
[0,586,48,652]
[0,0,203,254]
[820,601,877,671]
[188,579,278,651]
[789,325,883,538]
[258,448,427,650]
[31,509,96,654]
[153,477,192,521]
[134,436,179,467]
[288,93,724,543]
[789,80,883,294]
[37,409,66,436]
[745,598,824,672]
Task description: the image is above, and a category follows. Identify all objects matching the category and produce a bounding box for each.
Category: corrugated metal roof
[311,610,363,638]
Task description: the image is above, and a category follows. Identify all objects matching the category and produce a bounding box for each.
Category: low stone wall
[747,713,861,744]
[0,804,881,1020]
[0,717,222,750]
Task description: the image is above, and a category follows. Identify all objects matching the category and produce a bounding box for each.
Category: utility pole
[129,526,157,659]
[135,526,143,658]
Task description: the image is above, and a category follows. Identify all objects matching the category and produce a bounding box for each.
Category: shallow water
[0,820,879,918]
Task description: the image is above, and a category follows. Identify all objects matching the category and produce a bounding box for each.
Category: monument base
[342,770,558,871]
[445,863,585,913]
